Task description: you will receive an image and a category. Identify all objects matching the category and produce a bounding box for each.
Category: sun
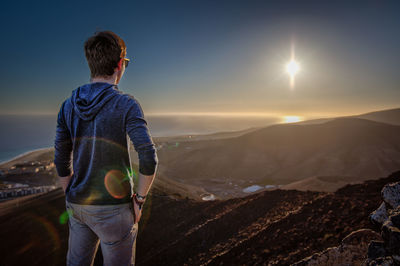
[282,116,302,123]
[286,60,299,76]
[286,59,300,89]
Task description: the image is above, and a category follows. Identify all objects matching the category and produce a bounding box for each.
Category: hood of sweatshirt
[71,82,119,121]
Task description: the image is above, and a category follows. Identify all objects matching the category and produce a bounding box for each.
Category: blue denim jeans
[65,200,138,266]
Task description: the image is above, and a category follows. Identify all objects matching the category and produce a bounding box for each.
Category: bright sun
[286,60,299,76]
[286,59,300,89]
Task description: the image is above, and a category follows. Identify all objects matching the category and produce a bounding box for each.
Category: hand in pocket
[132,198,143,224]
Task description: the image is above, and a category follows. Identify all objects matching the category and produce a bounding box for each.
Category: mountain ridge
[156,114,400,198]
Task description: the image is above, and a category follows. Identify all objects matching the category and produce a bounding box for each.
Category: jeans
[65,200,139,266]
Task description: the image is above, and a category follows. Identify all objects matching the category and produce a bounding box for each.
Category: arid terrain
[153,108,400,199]
[0,107,399,265]
[0,166,399,265]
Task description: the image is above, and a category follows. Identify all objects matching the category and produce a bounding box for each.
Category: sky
[0,0,399,119]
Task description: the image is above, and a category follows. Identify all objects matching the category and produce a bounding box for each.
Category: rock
[381,220,400,255]
[201,193,216,201]
[370,202,388,228]
[390,210,400,228]
[363,256,394,266]
[382,182,400,209]
[393,254,400,264]
[367,241,387,259]
[292,229,382,266]
[364,181,400,265]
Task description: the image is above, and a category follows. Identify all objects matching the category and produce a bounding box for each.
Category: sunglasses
[123,58,130,68]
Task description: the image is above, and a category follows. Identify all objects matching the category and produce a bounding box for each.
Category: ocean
[0,114,281,163]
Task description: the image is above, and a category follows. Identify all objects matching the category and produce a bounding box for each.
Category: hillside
[281,175,363,192]
[1,169,398,265]
[134,170,400,265]
[296,107,400,126]
[356,107,400,125]
[156,117,400,198]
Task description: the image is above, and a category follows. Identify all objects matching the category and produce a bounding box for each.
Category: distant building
[0,185,57,200]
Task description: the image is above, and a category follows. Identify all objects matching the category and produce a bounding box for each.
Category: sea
[0,114,281,164]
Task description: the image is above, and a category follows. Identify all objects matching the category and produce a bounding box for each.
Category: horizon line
[0,106,398,118]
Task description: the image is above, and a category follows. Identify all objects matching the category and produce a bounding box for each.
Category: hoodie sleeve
[125,98,158,175]
[54,101,73,177]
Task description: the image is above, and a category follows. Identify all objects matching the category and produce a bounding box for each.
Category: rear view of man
[54,31,158,266]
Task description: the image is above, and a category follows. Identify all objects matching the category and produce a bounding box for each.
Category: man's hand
[131,172,155,224]
[132,195,144,224]
[59,173,73,194]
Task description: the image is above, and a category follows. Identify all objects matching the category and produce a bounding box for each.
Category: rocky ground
[133,170,400,266]
[364,182,400,265]
[1,169,398,265]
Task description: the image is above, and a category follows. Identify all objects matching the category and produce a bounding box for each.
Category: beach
[0,147,54,170]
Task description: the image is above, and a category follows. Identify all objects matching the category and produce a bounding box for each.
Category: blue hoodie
[54,82,158,205]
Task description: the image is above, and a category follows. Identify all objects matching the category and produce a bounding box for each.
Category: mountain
[152,126,261,143]
[355,107,400,125]
[155,117,400,198]
[296,107,400,126]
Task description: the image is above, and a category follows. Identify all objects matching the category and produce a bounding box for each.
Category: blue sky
[0,0,399,118]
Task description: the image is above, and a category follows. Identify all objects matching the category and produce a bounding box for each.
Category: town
[0,159,58,201]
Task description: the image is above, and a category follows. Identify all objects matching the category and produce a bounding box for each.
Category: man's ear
[117,58,123,71]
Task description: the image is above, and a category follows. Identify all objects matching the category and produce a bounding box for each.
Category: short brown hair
[84,31,127,78]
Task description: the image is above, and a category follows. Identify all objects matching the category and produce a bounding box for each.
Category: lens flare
[167,142,180,149]
[59,209,73,224]
[104,169,131,199]
[17,212,61,259]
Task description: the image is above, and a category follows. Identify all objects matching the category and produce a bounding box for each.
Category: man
[54,31,158,266]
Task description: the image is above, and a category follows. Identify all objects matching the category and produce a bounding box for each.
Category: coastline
[0,147,54,169]
[0,125,258,171]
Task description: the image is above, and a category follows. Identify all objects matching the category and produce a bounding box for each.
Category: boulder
[364,256,394,266]
[390,210,400,228]
[364,181,400,265]
[370,202,388,228]
[382,182,400,209]
[381,220,400,255]
[367,240,387,259]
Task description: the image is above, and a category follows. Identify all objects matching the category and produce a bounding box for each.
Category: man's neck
[90,76,117,85]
